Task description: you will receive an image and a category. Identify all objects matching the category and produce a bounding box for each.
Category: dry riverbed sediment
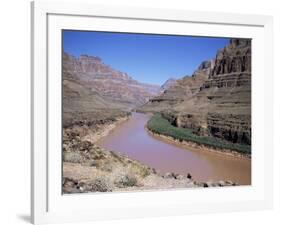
[63,115,237,194]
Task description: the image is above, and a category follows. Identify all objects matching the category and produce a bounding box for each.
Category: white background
[0,0,280,224]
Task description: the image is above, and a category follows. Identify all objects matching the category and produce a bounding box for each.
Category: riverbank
[80,115,129,143]
[63,134,237,193]
[146,113,251,159]
[63,113,238,193]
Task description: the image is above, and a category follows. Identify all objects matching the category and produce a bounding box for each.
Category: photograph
[62,30,251,194]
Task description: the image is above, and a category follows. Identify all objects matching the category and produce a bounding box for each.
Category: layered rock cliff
[140,38,251,146]
[138,60,213,112]
[201,38,251,144]
[63,52,160,110]
[63,52,161,128]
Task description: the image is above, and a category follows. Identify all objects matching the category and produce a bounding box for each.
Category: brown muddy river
[97,112,251,185]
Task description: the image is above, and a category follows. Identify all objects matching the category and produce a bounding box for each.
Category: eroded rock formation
[63,52,160,110]
[138,59,213,112]
[140,38,251,146]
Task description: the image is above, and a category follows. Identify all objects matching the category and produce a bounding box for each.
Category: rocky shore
[63,118,237,194]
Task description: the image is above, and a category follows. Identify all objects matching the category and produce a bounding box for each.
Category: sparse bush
[100,163,112,172]
[91,177,112,192]
[89,160,96,167]
[93,152,105,160]
[138,166,151,178]
[130,164,151,178]
[147,113,251,154]
[63,152,83,163]
[114,174,137,188]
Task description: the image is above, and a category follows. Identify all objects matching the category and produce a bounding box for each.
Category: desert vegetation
[147,113,251,155]
[63,128,237,193]
[62,35,252,193]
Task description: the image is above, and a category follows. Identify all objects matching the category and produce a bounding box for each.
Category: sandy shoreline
[80,115,130,144]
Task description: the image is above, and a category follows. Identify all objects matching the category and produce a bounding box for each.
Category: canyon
[63,52,160,108]
[62,38,251,193]
[139,38,251,146]
[63,52,161,131]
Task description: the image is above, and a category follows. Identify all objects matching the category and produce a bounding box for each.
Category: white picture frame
[31,1,274,224]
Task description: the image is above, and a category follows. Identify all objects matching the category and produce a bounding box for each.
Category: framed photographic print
[31,1,273,224]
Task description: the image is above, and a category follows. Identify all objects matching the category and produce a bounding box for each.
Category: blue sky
[63,30,229,85]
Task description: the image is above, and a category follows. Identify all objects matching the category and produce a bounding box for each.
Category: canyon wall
[63,52,160,111]
[138,60,213,112]
[140,38,251,145]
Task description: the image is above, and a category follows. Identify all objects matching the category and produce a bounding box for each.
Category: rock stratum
[139,38,251,146]
[62,38,251,193]
[63,52,160,111]
[139,60,212,113]
[63,52,160,127]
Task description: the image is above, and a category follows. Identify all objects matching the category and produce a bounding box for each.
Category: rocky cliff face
[202,39,251,89]
[201,38,251,144]
[138,60,213,112]
[140,38,251,146]
[211,39,251,75]
[63,52,160,110]
[159,78,177,93]
[63,52,160,128]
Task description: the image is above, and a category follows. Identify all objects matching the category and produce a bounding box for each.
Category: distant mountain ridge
[63,52,160,111]
[139,59,213,112]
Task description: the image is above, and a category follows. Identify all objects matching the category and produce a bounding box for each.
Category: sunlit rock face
[139,38,251,145]
[138,60,212,113]
[196,38,251,144]
[63,52,160,110]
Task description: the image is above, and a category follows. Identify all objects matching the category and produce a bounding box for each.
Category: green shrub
[147,113,251,154]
